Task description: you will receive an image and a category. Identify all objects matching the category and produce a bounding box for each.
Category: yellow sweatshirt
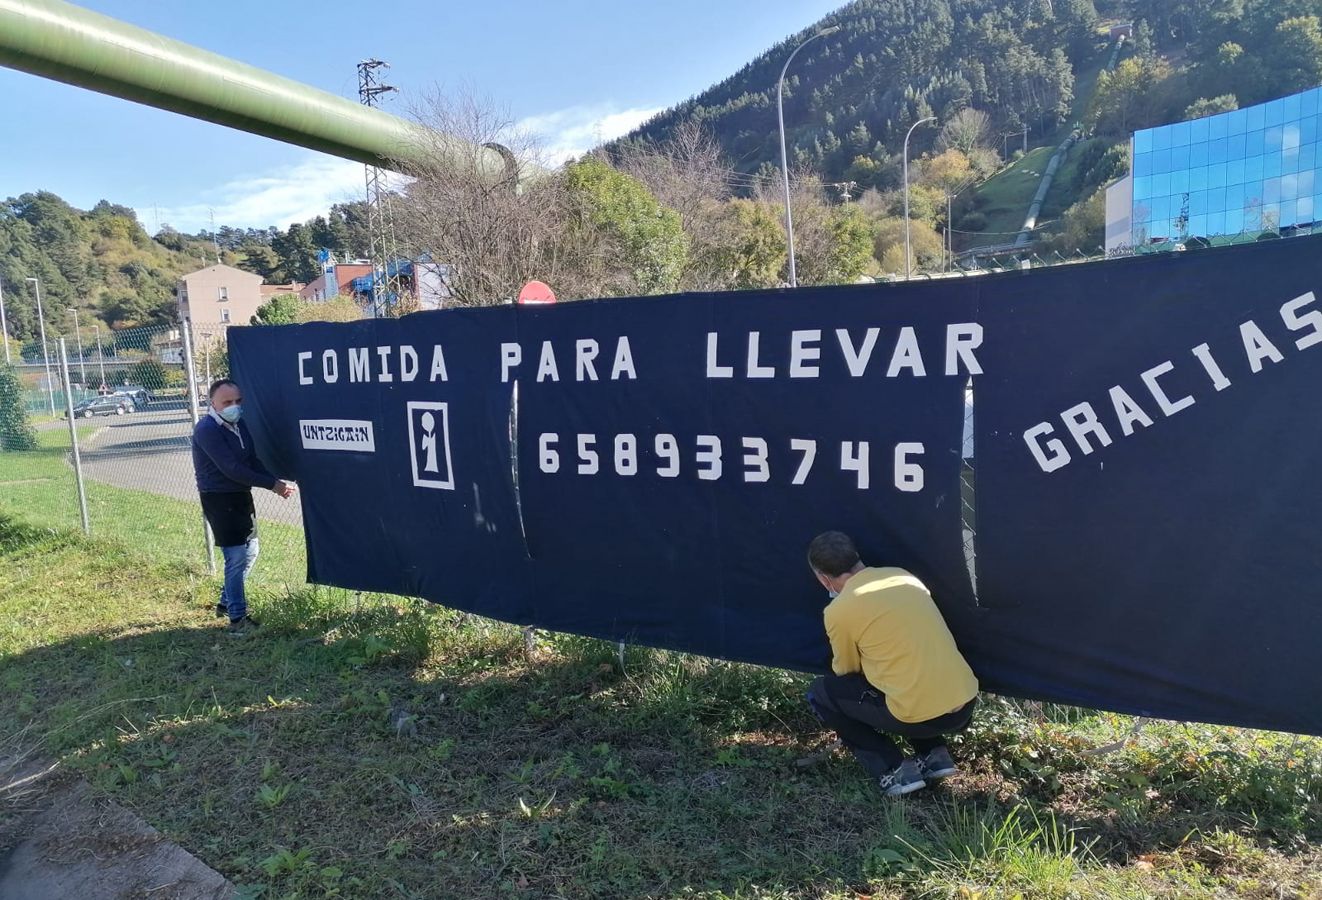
[824,567,978,723]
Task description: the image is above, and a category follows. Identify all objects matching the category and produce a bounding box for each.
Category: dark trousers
[807,673,977,778]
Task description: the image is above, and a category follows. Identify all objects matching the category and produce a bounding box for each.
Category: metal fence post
[58,338,90,535]
[181,318,217,575]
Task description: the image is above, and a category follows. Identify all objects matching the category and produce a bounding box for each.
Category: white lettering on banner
[1023,287,1321,473]
[705,325,981,379]
[836,328,879,376]
[299,419,376,452]
[611,337,637,380]
[945,324,984,376]
[296,328,980,386]
[537,432,927,491]
[537,341,560,382]
[1141,361,1195,416]
[400,345,419,382]
[1108,386,1155,436]
[1191,343,1231,391]
[1282,292,1322,349]
[429,345,449,382]
[501,343,522,382]
[1240,321,1283,372]
[885,327,926,377]
[302,345,450,385]
[789,330,821,377]
[576,339,600,381]
[349,347,371,382]
[706,333,733,378]
[747,333,775,378]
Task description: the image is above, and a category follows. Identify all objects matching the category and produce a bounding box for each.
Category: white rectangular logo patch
[299,419,376,452]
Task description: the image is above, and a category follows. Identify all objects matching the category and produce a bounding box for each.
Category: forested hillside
[0,193,372,348]
[618,0,1098,189]
[619,0,1322,232]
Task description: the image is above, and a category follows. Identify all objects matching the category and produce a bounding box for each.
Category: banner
[230,233,1322,735]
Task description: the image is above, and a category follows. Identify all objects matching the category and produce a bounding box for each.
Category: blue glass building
[1106,85,1321,250]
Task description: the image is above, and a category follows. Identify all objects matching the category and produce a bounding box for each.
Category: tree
[0,365,37,451]
[707,199,786,289]
[937,109,993,157]
[126,359,169,392]
[1089,57,1172,135]
[297,297,364,323]
[1184,95,1239,120]
[1045,188,1107,255]
[1271,16,1322,94]
[251,293,301,326]
[874,216,943,275]
[563,157,689,296]
[827,204,876,283]
[401,88,577,306]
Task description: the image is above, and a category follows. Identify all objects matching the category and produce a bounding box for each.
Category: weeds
[2,509,1320,898]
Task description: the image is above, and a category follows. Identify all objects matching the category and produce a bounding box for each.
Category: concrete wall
[1105,173,1134,253]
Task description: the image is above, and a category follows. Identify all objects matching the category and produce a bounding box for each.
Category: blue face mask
[218,404,243,424]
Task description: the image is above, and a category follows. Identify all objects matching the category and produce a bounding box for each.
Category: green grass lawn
[964,146,1056,249]
[0,427,306,589]
[2,442,1320,897]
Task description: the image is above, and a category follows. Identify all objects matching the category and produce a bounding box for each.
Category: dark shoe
[226,615,260,637]
[879,758,927,797]
[920,746,958,780]
[214,603,228,619]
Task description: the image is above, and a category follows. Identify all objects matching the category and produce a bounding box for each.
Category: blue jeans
[220,538,260,622]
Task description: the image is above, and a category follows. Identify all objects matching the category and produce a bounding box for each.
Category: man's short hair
[208,378,239,399]
[808,531,860,577]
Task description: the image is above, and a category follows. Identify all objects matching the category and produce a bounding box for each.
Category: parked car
[68,396,134,418]
[113,385,152,409]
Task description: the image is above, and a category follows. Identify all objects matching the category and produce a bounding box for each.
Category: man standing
[192,379,296,636]
[806,531,978,796]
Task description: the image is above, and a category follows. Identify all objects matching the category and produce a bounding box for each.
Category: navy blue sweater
[192,414,277,493]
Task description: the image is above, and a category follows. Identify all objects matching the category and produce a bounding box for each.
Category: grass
[963,146,1055,249]
[0,427,305,589]
[2,444,1322,897]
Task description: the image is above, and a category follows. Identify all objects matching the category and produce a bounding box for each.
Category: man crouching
[806,531,979,796]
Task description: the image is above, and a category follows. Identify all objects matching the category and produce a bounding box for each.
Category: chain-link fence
[1,320,304,591]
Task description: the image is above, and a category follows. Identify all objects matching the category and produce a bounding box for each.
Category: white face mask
[218,404,243,424]
[827,590,838,600]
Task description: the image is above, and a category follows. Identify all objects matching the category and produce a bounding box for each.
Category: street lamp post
[68,307,87,384]
[777,24,840,288]
[92,324,107,389]
[903,116,938,280]
[25,277,55,415]
[0,278,9,365]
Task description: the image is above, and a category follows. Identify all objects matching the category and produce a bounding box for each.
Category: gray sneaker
[921,746,958,779]
[226,615,260,637]
[879,758,927,797]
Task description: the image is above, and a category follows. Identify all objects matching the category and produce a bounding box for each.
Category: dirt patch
[0,754,232,900]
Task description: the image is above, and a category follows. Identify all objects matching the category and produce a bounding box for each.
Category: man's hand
[273,480,297,499]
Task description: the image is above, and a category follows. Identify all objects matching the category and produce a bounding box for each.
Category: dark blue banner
[230,233,1322,735]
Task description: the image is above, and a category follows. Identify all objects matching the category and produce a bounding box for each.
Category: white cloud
[516,104,665,164]
[136,154,367,234]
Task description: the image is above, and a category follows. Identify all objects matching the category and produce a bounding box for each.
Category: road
[79,406,303,527]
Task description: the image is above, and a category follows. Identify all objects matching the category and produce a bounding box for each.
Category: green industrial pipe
[0,0,516,179]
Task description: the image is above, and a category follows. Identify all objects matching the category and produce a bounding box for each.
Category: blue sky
[1,0,843,233]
